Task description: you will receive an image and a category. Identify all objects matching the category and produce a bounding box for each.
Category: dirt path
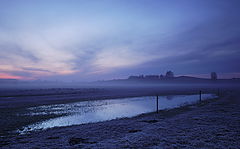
[2,91,240,149]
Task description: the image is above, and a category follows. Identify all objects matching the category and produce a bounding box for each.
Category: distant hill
[94,76,240,86]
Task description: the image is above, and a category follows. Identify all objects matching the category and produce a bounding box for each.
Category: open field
[0,85,239,148]
[0,85,226,137]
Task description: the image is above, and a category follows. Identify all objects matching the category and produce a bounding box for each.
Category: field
[0,85,239,148]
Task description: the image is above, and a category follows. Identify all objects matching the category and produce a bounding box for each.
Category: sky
[0,0,240,81]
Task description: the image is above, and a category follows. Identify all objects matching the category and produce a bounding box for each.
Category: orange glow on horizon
[0,73,24,80]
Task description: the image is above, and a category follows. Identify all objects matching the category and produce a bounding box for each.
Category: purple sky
[0,0,240,81]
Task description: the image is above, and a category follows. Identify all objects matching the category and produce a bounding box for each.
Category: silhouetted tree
[160,74,164,79]
[211,72,217,80]
[165,71,174,78]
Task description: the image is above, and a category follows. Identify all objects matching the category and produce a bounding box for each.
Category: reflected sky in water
[19,94,217,133]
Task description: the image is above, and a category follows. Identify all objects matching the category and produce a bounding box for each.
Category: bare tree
[211,72,217,80]
[165,71,174,78]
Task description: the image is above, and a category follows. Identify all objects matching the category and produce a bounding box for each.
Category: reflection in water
[166,95,174,100]
[19,94,217,133]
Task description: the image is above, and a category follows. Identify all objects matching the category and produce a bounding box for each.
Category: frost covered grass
[1,90,239,148]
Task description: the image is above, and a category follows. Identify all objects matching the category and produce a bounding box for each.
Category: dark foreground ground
[1,89,239,149]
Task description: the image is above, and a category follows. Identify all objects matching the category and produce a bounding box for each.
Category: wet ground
[18,94,216,133]
[1,90,239,148]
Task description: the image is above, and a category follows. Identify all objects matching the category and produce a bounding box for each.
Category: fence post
[199,90,202,102]
[156,95,159,113]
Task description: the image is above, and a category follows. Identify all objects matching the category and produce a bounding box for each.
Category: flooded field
[18,94,217,133]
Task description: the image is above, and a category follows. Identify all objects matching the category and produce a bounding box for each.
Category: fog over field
[1,0,240,148]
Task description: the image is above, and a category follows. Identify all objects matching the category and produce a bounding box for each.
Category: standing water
[19,94,217,133]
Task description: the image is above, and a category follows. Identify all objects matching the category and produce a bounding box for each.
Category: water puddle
[18,94,217,133]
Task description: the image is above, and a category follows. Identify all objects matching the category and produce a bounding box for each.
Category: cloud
[0,30,78,79]
[93,45,159,69]
[0,0,240,80]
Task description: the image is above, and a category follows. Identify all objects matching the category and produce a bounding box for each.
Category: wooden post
[156,95,159,113]
[199,90,202,102]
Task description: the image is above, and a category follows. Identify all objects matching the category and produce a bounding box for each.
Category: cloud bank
[0,0,240,81]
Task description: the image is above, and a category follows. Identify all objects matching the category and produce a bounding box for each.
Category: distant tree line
[128,71,174,80]
[128,71,218,80]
